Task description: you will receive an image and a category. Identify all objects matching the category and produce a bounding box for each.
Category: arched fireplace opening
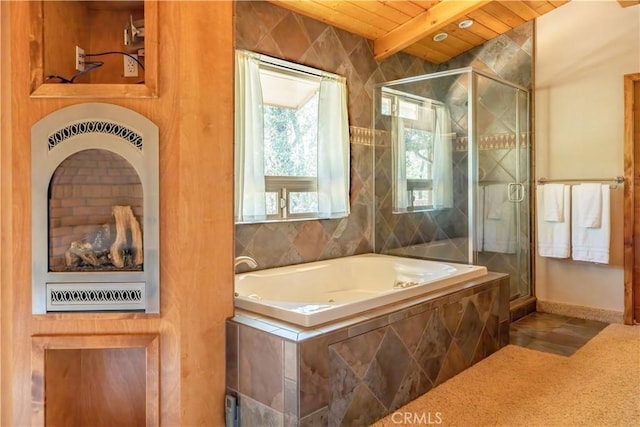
[32,103,159,313]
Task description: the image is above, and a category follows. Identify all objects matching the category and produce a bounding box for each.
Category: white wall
[535,0,640,313]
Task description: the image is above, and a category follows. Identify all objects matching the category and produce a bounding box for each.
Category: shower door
[474,72,530,300]
[373,67,532,302]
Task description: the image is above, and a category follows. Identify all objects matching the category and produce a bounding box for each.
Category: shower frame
[373,66,532,302]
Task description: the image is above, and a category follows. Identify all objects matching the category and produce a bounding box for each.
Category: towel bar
[537,176,624,189]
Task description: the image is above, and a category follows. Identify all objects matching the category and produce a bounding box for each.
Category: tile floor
[509,312,609,356]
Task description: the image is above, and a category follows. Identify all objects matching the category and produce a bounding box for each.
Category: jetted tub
[234,253,487,327]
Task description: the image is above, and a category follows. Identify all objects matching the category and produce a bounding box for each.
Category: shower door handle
[508,183,525,203]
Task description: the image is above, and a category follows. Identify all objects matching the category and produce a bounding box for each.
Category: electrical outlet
[124,54,138,77]
[75,46,85,71]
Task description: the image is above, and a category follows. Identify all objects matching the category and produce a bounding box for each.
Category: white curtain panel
[317,77,350,218]
[392,115,408,212]
[234,51,267,222]
[432,105,453,209]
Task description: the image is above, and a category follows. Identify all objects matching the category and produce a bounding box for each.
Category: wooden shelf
[29,0,158,98]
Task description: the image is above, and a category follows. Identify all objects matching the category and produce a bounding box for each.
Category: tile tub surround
[226,272,509,426]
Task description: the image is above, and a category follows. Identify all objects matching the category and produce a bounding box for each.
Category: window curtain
[317,76,350,218]
[235,51,266,222]
[392,115,408,212]
[432,105,453,209]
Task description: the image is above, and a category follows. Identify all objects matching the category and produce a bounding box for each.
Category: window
[262,69,319,218]
[234,50,350,223]
[382,89,453,212]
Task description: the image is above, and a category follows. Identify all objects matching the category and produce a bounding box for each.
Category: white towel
[571,184,610,264]
[543,184,566,222]
[485,184,505,220]
[536,185,570,258]
[576,183,602,228]
[483,184,516,253]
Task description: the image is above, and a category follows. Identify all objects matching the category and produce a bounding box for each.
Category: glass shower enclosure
[373,67,531,301]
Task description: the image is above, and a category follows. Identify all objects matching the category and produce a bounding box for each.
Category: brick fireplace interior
[49,149,143,272]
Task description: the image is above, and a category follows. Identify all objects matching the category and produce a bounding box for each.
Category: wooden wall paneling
[174,2,234,424]
[78,348,147,426]
[0,2,11,425]
[28,1,45,94]
[2,1,234,425]
[623,73,640,325]
[12,2,41,423]
[635,80,640,322]
[87,7,145,84]
[43,2,89,83]
[633,78,640,323]
[32,335,159,427]
[44,349,83,426]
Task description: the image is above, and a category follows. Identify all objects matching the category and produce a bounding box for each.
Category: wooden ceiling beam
[373,0,491,61]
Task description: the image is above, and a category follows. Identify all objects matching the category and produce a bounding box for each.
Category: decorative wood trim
[623,73,640,325]
[0,2,5,425]
[373,0,491,61]
[31,334,159,427]
[29,0,158,98]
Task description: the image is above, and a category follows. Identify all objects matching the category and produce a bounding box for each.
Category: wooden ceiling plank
[413,35,463,57]
[525,1,555,14]
[499,0,541,21]
[403,43,452,64]
[547,1,571,8]
[436,33,475,51]
[415,32,474,55]
[373,0,491,61]
[463,19,499,40]
[382,0,429,16]
[481,2,526,29]
[352,1,414,25]
[409,0,443,12]
[442,22,487,45]
[267,0,387,39]
[467,9,512,33]
[316,1,399,32]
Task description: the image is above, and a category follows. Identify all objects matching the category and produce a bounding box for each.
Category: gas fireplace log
[63,224,111,268]
[65,241,100,267]
[110,205,144,268]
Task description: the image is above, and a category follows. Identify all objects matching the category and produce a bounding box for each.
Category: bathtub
[234,253,487,327]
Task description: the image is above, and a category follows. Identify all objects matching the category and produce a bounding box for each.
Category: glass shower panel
[374,67,532,302]
[375,72,471,264]
[474,73,530,299]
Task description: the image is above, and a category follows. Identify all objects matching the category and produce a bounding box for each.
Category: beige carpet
[373,324,640,427]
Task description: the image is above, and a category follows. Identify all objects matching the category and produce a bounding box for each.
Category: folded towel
[543,184,566,222]
[536,185,570,258]
[575,183,603,228]
[485,184,506,220]
[483,184,516,254]
[571,184,610,264]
